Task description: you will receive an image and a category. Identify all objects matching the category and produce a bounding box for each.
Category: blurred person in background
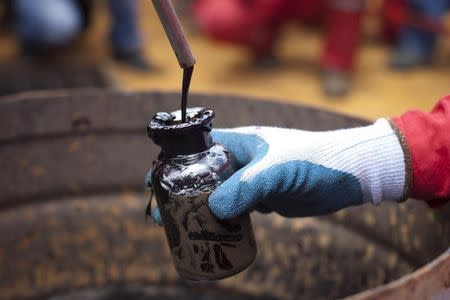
[13,0,150,70]
[191,0,365,97]
[386,0,450,70]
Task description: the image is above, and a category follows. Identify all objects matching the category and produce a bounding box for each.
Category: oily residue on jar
[159,147,229,197]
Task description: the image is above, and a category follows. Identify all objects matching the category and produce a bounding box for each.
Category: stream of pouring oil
[181,66,194,123]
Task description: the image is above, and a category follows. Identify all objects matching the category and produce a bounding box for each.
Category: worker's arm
[205,95,450,219]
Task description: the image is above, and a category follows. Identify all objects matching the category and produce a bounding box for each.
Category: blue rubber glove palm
[147,120,407,223]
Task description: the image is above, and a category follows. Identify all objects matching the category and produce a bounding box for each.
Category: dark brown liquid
[148,108,257,280]
[181,66,194,123]
[151,143,256,280]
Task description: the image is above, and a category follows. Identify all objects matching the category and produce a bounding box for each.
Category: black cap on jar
[148,107,215,157]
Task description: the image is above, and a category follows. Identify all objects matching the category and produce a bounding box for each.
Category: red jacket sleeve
[392,95,450,207]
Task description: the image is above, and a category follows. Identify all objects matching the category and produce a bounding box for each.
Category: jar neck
[158,131,213,158]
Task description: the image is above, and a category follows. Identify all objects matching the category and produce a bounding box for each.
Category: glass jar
[147,107,256,280]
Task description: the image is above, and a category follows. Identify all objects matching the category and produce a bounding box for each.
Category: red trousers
[192,0,363,71]
[382,0,408,43]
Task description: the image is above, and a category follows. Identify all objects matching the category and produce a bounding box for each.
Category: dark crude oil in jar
[147,108,257,280]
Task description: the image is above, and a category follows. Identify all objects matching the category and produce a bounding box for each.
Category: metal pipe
[151,0,196,69]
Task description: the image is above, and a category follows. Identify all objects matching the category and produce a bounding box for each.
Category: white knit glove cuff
[324,118,406,205]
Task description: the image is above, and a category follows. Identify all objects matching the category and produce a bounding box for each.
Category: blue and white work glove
[147,119,408,223]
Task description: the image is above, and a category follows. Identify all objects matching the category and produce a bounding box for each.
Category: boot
[323,69,351,98]
[113,51,152,72]
[390,48,431,70]
[252,53,280,70]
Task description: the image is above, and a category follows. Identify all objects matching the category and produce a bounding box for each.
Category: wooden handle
[151,0,196,68]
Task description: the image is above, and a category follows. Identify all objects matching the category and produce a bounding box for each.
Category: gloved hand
[147,119,408,223]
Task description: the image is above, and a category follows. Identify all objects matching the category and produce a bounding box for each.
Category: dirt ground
[0,0,449,121]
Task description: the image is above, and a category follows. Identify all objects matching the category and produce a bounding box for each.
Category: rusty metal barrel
[0,90,449,300]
